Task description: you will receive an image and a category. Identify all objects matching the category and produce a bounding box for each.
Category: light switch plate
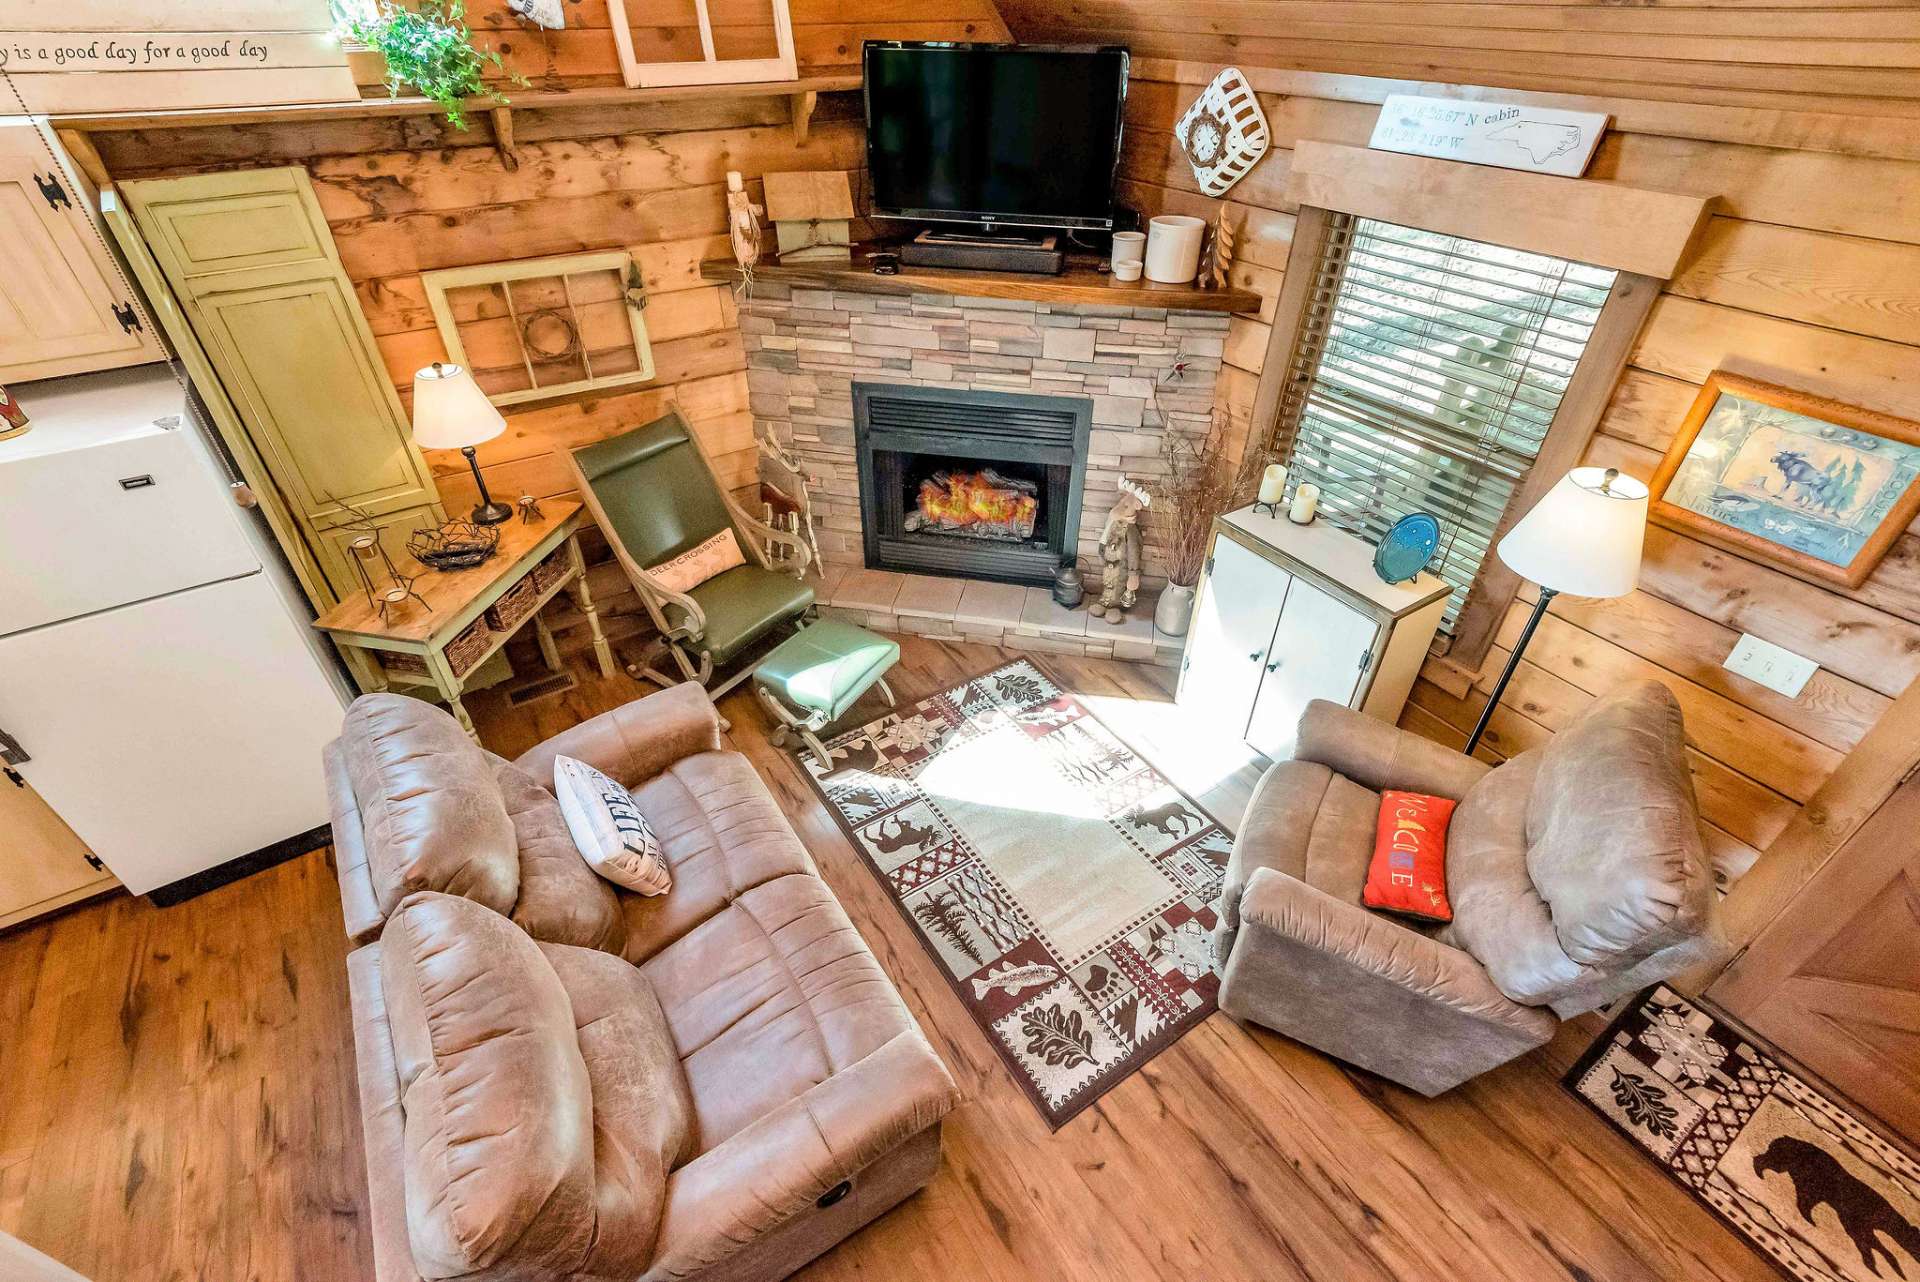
[1724,633,1818,698]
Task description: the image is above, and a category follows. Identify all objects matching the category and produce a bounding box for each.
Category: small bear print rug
[1567,985,1920,1282]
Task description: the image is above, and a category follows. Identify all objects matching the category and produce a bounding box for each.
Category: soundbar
[897,230,1066,275]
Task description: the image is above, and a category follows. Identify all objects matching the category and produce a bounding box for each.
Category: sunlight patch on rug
[801,658,1227,1128]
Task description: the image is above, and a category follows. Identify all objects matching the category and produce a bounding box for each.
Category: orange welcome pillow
[1363,790,1456,923]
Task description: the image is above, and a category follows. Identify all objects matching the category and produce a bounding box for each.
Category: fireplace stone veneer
[739,282,1227,586]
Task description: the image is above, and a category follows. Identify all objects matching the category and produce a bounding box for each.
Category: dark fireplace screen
[854,383,1091,586]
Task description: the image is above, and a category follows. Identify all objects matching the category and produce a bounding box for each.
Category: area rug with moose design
[800,658,1228,1128]
[1567,986,1920,1282]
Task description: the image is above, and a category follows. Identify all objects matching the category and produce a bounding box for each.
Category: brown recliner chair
[326,684,959,1281]
[1213,680,1725,1096]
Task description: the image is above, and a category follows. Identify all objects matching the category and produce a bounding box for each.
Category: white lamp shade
[411,362,507,450]
[1497,466,1649,599]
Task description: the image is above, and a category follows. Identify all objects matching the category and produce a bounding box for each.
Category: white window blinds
[1274,212,1618,634]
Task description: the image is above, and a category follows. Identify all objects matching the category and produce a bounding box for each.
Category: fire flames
[914,469,1038,540]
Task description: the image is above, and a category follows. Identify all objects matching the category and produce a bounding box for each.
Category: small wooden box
[764,170,854,264]
[485,576,541,632]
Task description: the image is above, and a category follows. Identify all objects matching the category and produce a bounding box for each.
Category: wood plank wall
[997,0,1920,117]
[988,23,1920,896]
[87,0,1010,629]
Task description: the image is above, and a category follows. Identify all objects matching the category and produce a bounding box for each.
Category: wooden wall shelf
[703,244,1261,313]
[57,67,862,138]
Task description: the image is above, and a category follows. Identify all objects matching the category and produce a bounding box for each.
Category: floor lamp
[1465,466,1649,756]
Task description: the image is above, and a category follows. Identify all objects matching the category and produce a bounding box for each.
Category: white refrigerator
[0,366,352,896]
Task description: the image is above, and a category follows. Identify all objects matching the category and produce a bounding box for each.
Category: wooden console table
[701,242,1262,313]
[312,501,617,742]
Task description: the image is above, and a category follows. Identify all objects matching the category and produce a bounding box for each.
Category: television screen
[863,43,1129,231]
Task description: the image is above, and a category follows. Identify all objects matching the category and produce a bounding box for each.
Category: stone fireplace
[738,282,1229,587]
[853,382,1089,586]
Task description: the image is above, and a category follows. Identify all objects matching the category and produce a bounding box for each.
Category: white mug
[1144,215,1206,284]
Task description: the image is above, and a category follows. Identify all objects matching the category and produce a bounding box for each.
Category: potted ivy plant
[337,0,526,130]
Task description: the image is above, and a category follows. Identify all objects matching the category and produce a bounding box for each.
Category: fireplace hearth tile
[805,563,850,605]
[832,569,907,614]
[1019,587,1090,638]
[1090,607,1154,649]
[894,575,966,619]
[954,580,1028,629]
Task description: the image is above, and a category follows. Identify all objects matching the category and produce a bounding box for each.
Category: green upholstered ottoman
[752,619,900,766]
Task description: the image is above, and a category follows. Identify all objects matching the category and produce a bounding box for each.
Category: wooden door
[118,169,442,601]
[1710,773,1920,1142]
[1178,532,1289,741]
[1245,575,1381,760]
[0,122,164,382]
[0,772,116,928]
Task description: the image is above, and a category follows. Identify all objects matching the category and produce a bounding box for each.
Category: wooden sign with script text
[0,1,353,115]
[1369,94,1608,178]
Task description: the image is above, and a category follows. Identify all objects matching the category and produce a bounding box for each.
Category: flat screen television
[863,42,1129,233]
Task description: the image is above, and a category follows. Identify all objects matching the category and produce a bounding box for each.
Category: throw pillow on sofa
[554,754,672,895]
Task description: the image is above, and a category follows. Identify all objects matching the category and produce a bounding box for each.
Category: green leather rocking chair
[566,412,814,696]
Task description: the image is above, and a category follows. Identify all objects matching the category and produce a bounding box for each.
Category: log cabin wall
[996,6,1920,903]
[85,0,1010,638]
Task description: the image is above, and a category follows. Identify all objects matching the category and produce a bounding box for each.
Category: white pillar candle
[1257,464,1287,505]
[1288,482,1320,524]
[1144,215,1207,284]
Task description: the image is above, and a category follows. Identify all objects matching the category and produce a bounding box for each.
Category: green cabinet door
[120,168,442,600]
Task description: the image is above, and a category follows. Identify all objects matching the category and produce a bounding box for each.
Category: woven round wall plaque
[1175,67,1271,197]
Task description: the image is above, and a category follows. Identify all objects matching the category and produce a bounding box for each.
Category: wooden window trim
[1251,149,1706,677]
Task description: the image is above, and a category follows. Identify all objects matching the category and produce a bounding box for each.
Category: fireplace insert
[854,382,1091,585]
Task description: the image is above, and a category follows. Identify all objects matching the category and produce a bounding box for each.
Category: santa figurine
[1095,477,1151,624]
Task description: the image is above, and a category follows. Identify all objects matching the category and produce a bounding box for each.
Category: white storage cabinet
[1177,505,1452,760]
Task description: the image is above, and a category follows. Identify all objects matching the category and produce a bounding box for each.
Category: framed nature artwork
[1649,371,1920,588]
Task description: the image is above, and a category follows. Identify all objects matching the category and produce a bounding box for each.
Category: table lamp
[1464,466,1648,755]
[412,361,512,525]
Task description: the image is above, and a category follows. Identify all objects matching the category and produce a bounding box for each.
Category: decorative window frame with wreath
[420,250,655,408]
[604,0,797,89]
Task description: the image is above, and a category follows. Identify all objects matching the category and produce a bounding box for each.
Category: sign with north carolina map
[1369,94,1608,178]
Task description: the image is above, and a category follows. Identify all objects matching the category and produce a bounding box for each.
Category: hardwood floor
[0,634,1777,1281]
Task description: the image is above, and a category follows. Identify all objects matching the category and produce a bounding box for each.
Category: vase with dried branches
[1146,415,1235,636]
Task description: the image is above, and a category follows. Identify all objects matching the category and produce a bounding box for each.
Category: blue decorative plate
[1374,512,1440,584]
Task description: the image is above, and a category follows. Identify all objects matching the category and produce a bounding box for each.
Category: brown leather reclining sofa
[324,683,959,1282]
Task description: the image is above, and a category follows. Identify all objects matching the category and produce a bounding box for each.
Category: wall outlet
[1723,633,1818,698]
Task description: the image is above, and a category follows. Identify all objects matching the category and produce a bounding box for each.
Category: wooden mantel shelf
[702,245,1261,313]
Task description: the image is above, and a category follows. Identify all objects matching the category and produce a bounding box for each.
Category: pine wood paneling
[998,0,1920,115]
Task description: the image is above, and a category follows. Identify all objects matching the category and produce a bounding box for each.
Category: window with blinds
[1273,212,1618,635]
